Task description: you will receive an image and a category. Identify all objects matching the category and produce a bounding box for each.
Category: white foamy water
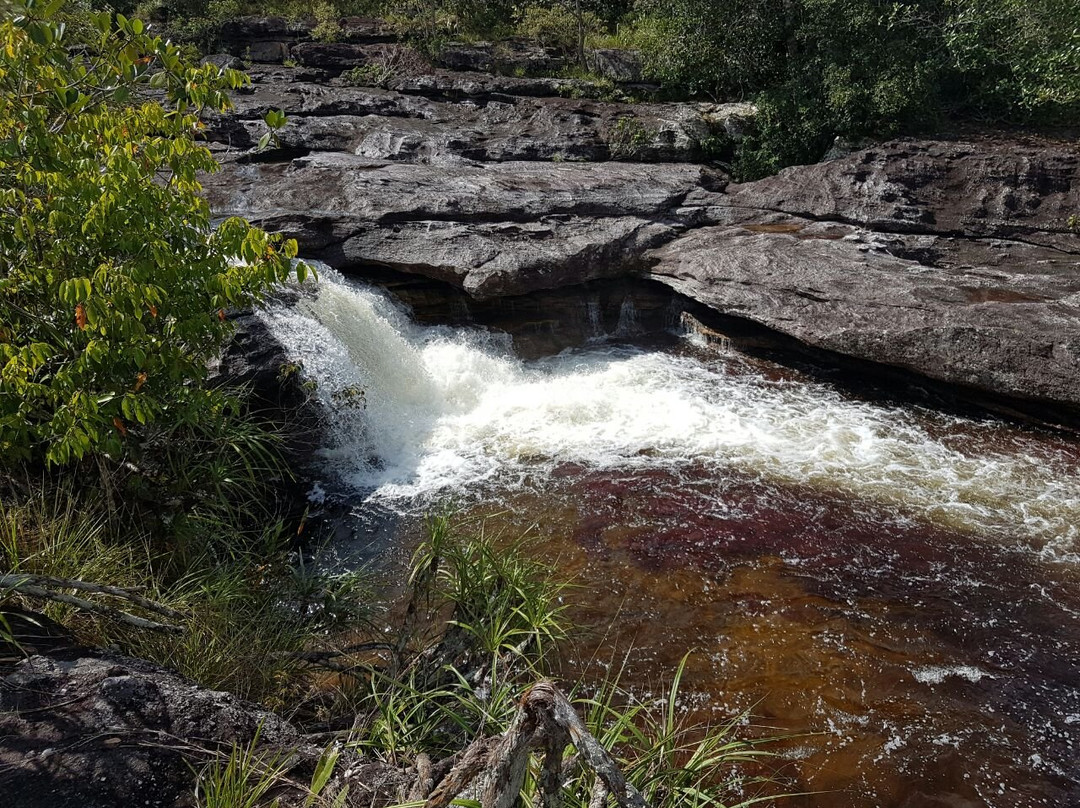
[262,268,1080,558]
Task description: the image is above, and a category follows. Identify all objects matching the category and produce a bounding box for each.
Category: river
[263,267,1080,807]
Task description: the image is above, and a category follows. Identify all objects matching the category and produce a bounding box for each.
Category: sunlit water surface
[263,269,1080,807]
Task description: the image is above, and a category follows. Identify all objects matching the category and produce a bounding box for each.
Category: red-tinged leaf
[112,416,128,437]
[75,303,88,330]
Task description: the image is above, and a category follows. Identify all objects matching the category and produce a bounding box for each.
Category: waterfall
[585,297,603,339]
[261,267,1080,560]
[613,298,641,337]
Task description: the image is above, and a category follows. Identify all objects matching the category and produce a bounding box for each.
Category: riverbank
[3,7,1078,808]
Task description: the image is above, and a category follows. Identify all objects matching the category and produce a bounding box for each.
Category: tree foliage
[0,0,301,465]
[633,0,1079,176]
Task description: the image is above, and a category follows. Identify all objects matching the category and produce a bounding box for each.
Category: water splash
[262,268,1080,558]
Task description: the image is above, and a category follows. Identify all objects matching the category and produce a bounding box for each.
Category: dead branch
[589,781,611,808]
[419,680,651,808]
[0,574,184,633]
[530,681,649,808]
[0,573,186,619]
[424,737,497,808]
[407,753,435,802]
[535,724,570,808]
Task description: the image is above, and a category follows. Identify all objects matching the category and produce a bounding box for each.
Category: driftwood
[419,680,650,808]
[407,753,435,802]
[0,573,184,633]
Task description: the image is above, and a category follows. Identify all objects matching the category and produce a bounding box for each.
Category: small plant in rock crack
[608,116,655,159]
[342,46,430,88]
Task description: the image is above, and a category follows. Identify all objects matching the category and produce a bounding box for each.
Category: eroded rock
[0,650,299,808]
[0,649,408,808]
[646,213,1080,415]
[200,25,1080,426]
[203,154,720,296]
[205,66,739,163]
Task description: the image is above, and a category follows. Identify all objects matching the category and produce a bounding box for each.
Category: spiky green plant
[194,725,291,808]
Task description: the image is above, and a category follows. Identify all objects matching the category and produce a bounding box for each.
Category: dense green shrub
[519,3,603,53]
[632,0,1079,177]
[0,1,301,465]
[634,0,787,99]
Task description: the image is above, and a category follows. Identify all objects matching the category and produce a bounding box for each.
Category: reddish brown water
[451,468,1080,807]
[273,274,1080,807]
[337,445,1080,807]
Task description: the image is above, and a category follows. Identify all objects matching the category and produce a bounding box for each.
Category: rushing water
[264,268,1080,807]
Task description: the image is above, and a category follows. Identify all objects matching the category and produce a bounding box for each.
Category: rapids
[262,267,1080,807]
[265,268,1080,560]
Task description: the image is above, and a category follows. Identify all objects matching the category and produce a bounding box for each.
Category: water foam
[262,269,1080,555]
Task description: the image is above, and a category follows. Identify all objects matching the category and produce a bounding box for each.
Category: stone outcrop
[649,211,1080,415]
[200,22,1080,425]
[720,139,1080,249]
[204,154,720,296]
[205,65,742,164]
[0,648,407,808]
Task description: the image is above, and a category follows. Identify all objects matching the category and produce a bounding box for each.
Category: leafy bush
[0,2,302,465]
[311,0,342,42]
[607,116,654,158]
[519,3,603,54]
[940,0,1080,122]
[632,0,1079,177]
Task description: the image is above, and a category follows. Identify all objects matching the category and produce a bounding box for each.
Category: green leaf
[0,9,289,467]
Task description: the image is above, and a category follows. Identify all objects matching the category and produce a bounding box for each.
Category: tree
[0,0,302,466]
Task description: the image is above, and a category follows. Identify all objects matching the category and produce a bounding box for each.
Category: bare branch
[424,737,497,808]
[1,573,186,619]
[408,753,435,802]
[0,575,183,634]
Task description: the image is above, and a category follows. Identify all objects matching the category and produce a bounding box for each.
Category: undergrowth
[0,402,371,706]
[2,477,792,805]
[321,512,792,808]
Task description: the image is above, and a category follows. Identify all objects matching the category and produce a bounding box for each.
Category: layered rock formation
[202,19,1080,424]
[0,648,407,808]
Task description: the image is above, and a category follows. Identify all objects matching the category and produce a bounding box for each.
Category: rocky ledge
[202,21,1080,426]
[0,647,406,808]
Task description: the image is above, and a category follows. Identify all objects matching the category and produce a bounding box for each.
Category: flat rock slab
[207,69,743,164]
[722,139,1080,249]
[204,155,720,295]
[647,215,1080,412]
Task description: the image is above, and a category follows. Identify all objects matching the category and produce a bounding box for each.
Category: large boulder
[0,650,299,808]
[641,139,1080,417]
[646,212,1080,417]
[585,48,643,83]
[0,648,409,808]
[721,138,1080,249]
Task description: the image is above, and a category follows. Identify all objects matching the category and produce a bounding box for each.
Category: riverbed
[264,268,1080,807]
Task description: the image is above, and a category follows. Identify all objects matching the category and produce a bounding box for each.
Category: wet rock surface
[202,21,1080,425]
